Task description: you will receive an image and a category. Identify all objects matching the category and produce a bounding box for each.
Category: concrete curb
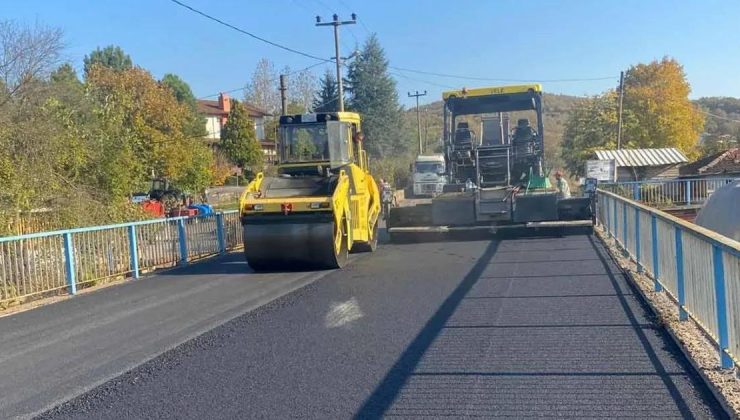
[596,231,737,420]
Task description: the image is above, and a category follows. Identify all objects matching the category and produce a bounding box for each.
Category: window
[415,162,444,173]
[254,118,265,140]
[280,124,329,162]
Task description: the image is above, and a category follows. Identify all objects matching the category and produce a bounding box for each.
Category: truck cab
[412,154,447,197]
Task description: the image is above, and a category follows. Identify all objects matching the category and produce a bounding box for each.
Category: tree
[314,69,339,112]
[83,45,132,76]
[0,20,64,104]
[220,100,263,171]
[245,58,279,114]
[86,66,214,194]
[560,92,621,176]
[161,73,197,108]
[621,57,704,158]
[288,67,317,112]
[161,73,206,138]
[346,34,406,157]
[560,57,705,175]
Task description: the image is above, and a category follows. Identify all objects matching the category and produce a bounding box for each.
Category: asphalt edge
[594,229,737,420]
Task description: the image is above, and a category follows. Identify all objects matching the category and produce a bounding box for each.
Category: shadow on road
[354,239,501,418]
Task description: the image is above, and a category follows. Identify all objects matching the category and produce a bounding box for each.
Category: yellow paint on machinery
[239,112,380,270]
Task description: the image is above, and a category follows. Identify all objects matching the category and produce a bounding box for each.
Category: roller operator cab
[239,112,380,271]
[388,84,594,239]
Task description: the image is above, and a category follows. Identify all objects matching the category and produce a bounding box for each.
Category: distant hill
[694,97,740,154]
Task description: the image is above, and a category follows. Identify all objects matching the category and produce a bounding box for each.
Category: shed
[679,148,740,178]
[592,148,688,181]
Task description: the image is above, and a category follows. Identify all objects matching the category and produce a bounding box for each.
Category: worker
[554,171,571,199]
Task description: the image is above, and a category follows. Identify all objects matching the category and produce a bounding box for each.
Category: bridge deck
[0,235,726,418]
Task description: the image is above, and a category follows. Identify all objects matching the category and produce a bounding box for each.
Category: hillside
[694,97,740,154]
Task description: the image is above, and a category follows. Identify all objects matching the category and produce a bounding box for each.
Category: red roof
[196,99,270,118]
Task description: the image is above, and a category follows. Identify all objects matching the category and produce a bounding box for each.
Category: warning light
[281,203,293,215]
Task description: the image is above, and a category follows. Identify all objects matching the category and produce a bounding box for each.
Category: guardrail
[597,190,740,369]
[600,177,737,208]
[0,211,243,307]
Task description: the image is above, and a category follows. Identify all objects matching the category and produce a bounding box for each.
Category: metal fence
[597,190,740,369]
[600,177,737,208]
[0,211,243,306]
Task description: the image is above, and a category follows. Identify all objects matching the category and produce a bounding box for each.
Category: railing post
[622,201,628,251]
[674,227,687,321]
[216,213,226,254]
[177,218,189,266]
[613,197,618,243]
[651,214,661,291]
[713,245,732,369]
[62,232,77,295]
[685,180,692,205]
[605,195,611,238]
[635,207,642,272]
[128,224,140,279]
[632,183,641,201]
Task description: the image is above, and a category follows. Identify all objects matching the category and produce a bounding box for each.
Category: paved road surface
[1,235,726,419]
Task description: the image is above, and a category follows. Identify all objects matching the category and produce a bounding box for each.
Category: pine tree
[313,69,339,112]
[220,100,263,172]
[83,45,133,76]
[346,34,406,157]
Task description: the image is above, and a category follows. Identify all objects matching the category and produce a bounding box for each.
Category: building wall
[205,116,221,139]
[615,165,680,182]
[254,117,265,140]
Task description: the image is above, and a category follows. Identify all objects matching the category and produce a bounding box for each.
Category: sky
[3,0,740,107]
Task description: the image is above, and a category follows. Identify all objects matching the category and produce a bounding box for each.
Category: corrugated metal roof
[593,148,688,167]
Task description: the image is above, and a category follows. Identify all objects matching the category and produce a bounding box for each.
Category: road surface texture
[2,235,726,419]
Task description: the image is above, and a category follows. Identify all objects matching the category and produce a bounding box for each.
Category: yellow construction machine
[239,112,380,271]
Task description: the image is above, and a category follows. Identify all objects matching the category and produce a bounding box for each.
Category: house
[591,148,688,181]
[679,148,740,178]
[196,93,276,162]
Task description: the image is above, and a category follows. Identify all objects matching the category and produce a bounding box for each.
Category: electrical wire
[197,61,330,100]
[697,109,740,123]
[170,0,615,91]
[388,66,616,83]
[168,0,330,63]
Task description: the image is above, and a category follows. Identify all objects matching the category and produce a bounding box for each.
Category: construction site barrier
[597,190,740,369]
[0,211,243,307]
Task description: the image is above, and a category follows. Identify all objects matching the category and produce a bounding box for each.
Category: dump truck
[388,84,594,240]
[239,112,380,271]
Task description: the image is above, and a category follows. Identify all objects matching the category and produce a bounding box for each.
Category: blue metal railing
[600,177,737,208]
[0,211,243,306]
[597,190,740,369]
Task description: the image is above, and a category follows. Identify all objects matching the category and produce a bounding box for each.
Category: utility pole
[408,90,427,154]
[316,13,356,112]
[279,74,288,116]
[617,70,625,149]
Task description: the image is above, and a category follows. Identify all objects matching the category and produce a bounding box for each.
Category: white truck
[412,154,447,197]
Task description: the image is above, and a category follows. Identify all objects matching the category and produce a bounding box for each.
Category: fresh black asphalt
[4,235,727,419]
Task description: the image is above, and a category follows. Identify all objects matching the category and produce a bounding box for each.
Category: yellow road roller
[239,112,380,271]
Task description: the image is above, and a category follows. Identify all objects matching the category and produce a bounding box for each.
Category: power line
[389,66,616,83]
[170,0,614,88]
[698,109,740,123]
[390,70,456,89]
[168,0,330,63]
[197,61,329,100]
